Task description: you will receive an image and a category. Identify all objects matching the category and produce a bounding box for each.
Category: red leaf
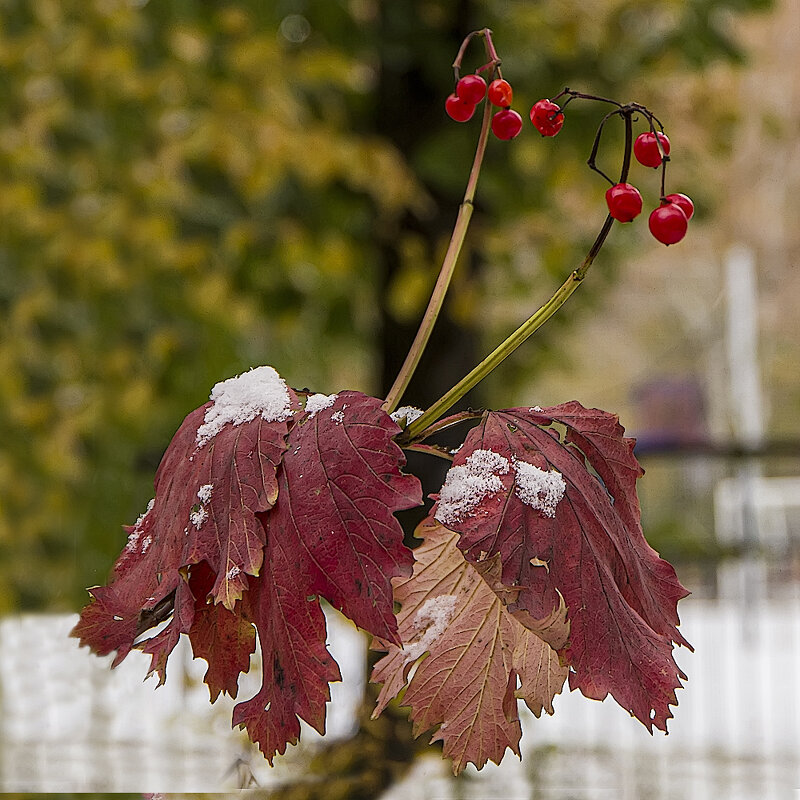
[187,561,256,702]
[234,391,423,760]
[73,371,423,765]
[72,366,300,677]
[372,517,567,774]
[232,543,341,763]
[431,403,690,732]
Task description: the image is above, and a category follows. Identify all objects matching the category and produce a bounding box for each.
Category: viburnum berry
[605,183,643,223]
[491,108,523,140]
[445,93,476,122]
[456,74,487,105]
[634,131,671,168]
[664,192,694,221]
[487,78,513,108]
[530,99,565,136]
[649,202,688,245]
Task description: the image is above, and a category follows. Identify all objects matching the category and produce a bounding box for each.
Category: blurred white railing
[1,592,799,796]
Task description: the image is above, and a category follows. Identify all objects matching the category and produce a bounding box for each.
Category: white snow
[331,410,344,424]
[304,393,338,416]
[390,406,424,426]
[189,506,208,529]
[403,594,458,661]
[125,499,154,554]
[513,459,566,518]
[434,448,566,525]
[195,366,292,447]
[435,449,510,526]
[226,566,241,581]
[197,484,213,504]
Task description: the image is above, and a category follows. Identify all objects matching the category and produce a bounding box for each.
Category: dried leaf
[372,517,567,774]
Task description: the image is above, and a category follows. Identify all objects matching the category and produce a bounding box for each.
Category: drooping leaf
[431,402,690,732]
[72,366,299,678]
[234,391,423,760]
[372,517,568,775]
[74,373,423,764]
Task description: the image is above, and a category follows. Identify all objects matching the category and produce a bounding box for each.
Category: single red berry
[491,108,523,140]
[634,131,671,168]
[649,202,688,245]
[445,92,476,122]
[530,99,565,137]
[664,192,694,221]
[488,78,513,107]
[456,74,487,105]
[605,183,643,223]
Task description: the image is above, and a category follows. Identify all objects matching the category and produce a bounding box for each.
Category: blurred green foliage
[0,0,768,612]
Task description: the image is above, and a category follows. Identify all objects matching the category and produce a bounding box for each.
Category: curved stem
[383,93,494,414]
[402,217,614,441]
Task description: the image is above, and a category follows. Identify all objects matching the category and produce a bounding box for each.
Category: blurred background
[0,0,798,796]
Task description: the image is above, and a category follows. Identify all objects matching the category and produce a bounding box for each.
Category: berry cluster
[525,93,693,246]
[445,69,694,246]
[446,74,524,140]
[604,131,693,245]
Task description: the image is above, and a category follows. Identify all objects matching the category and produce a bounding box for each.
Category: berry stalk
[384,33,499,414]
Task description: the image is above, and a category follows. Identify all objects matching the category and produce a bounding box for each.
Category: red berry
[605,183,643,223]
[456,74,487,105]
[634,131,671,168]
[649,202,688,245]
[491,108,523,140]
[530,99,565,137]
[664,192,694,221]
[488,78,513,107]
[445,93,476,122]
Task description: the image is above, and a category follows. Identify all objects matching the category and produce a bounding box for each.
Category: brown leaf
[372,517,567,775]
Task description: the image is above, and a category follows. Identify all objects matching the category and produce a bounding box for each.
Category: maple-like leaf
[431,402,691,732]
[72,371,423,764]
[372,517,568,774]
[234,391,423,760]
[72,366,298,677]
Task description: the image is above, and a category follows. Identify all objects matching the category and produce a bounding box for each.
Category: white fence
[2,589,800,797]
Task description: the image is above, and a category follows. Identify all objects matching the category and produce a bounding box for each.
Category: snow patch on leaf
[125,498,154,553]
[435,449,510,526]
[190,505,208,529]
[197,484,213,504]
[403,594,458,661]
[390,406,424,426]
[512,459,565,518]
[196,366,293,446]
[304,393,338,416]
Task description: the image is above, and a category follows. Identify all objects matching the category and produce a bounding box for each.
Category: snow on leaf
[304,392,338,416]
[432,403,691,733]
[434,448,510,527]
[195,365,293,446]
[372,517,568,775]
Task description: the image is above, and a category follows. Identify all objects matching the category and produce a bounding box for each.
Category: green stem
[401,218,614,440]
[383,93,494,414]
[402,110,635,442]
